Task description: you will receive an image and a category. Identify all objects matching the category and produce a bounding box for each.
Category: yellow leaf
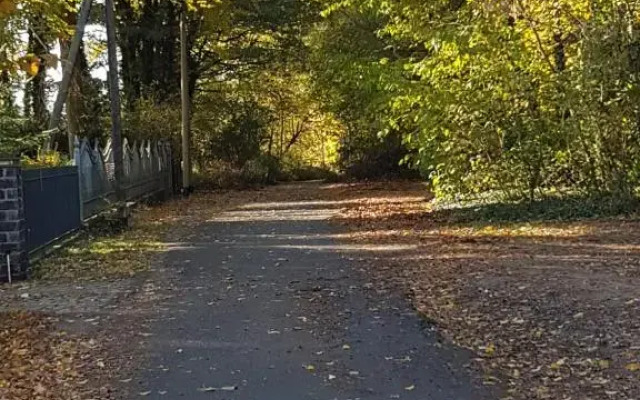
[598,360,610,369]
[27,59,40,76]
[550,358,566,370]
[19,55,41,77]
[625,362,640,372]
[485,343,495,356]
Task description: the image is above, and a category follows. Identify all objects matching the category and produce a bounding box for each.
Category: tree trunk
[180,11,192,191]
[47,0,93,151]
[105,0,125,203]
[26,17,49,129]
[59,39,80,153]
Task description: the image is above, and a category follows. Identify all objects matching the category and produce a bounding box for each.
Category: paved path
[128,185,496,399]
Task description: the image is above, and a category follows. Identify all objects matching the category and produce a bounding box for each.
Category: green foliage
[22,0,640,203]
[193,94,271,169]
[433,194,640,224]
[21,151,71,168]
[0,0,77,75]
[123,97,181,142]
[308,5,415,178]
[193,156,280,190]
[192,161,244,190]
[114,0,338,186]
[252,70,342,171]
[0,114,46,155]
[312,0,640,199]
[278,163,338,182]
[241,156,276,185]
[0,0,107,156]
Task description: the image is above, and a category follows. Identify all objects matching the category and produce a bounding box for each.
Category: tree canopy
[3,0,640,198]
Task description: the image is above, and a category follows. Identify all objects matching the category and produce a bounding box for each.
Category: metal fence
[22,139,173,253]
[23,167,82,252]
[76,138,173,220]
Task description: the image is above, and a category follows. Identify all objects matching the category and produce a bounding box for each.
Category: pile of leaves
[331,182,640,399]
[0,312,98,399]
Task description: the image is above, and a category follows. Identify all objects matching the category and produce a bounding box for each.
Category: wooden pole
[180,11,192,192]
[46,0,93,150]
[105,0,124,203]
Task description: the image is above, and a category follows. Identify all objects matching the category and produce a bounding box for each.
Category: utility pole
[180,10,192,193]
[105,0,125,204]
[46,0,93,151]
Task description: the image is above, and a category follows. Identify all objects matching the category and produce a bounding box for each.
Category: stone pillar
[0,159,27,282]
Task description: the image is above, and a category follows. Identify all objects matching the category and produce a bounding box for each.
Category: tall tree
[23,15,50,128]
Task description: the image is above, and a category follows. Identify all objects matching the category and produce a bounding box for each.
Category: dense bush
[312,0,640,200]
[278,164,338,182]
[0,114,46,156]
[194,155,282,190]
[241,156,279,185]
[21,151,71,168]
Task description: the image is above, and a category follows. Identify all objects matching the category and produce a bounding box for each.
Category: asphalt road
[127,186,496,400]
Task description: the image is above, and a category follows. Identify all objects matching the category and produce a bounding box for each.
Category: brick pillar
[0,159,28,282]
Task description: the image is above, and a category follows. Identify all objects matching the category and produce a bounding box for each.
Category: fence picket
[74,138,172,220]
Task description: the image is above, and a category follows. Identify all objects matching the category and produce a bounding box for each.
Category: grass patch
[432,194,640,224]
[33,205,172,281]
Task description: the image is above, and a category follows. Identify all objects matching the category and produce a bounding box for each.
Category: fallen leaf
[625,362,640,372]
[484,343,495,356]
[550,359,566,370]
[34,383,46,394]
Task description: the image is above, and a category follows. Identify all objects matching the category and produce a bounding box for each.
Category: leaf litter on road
[1,190,273,399]
[326,181,640,400]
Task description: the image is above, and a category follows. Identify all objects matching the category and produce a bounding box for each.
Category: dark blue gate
[23,167,82,252]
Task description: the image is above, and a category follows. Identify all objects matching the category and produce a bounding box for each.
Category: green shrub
[279,164,338,182]
[240,156,280,185]
[194,156,281,190]
[21,151,71,169]
[193,161,243,190]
